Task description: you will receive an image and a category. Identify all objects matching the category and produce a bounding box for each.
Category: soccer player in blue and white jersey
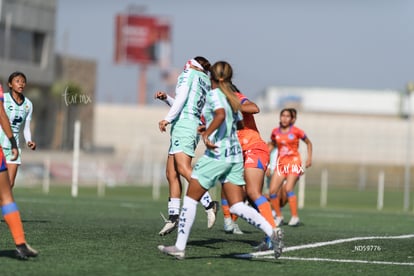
[158,61,284,260]
[0,72,36,188]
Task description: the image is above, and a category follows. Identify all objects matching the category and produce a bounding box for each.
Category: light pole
[403,82,414,211]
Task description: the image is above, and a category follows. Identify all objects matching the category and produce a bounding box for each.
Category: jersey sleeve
[163,71,190,122]
[209,89,225,111]
[235,92,248,104]
[293,126,307,140]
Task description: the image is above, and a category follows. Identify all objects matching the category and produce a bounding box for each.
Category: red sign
[114,14,171,65]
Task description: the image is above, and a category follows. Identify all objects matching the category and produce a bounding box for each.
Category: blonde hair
[210,61,240,113]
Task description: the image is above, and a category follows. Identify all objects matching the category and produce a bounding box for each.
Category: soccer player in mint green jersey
[158,61,284,260]
[0,72,36,188]
[156,57,218,236]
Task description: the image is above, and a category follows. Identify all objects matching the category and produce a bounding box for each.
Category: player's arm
[154,91,175,107]
[0,103,18,160]
[303,136,312,168]
[24,120,36,150]
[159,83,189,132]
[240,99,260,114]
[201,108,225,149]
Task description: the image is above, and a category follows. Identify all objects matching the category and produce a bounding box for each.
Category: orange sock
[222,198,239,221]
[221,198,231,218]
[231,213,238,222]
[287,192,298,217]
[255,196,276,228]
[269,193,283,217]
[2,202,26,245]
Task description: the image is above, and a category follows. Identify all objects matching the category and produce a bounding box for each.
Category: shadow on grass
[188,238,226,249]
[0,250,20,260]
[0,220,51,223]
[219,252,283,262]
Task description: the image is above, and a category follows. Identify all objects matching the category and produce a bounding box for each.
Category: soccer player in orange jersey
[0,84,38,259]
[220,83,278,250]
[268,108,312,226]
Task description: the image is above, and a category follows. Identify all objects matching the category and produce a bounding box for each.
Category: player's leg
[224,181,283,259]
[0,166,37,259]
[221,188,243,234]
[245,163,279,251]
[285,174,300,226]
[7,163,19,188]
[158,177,210,259]
[159,155,182,236]
[245,167,275,219]
[158,156,221,259]
[268,172,286,226]
[174,151,218,228]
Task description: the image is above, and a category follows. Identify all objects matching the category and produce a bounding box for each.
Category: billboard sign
[114,14,171,65]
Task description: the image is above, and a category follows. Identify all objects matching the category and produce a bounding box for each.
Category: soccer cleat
[253,236,273,251]
[205,201,219,229]
[16,243,38,260]
[223,218,244,234]
[275,216,284,227]
[159,214,179,236]
[288,216,300,226]
[232,223,244,235]
[223,217,234,233]
[270,227,284,259]
[158,245,185,260]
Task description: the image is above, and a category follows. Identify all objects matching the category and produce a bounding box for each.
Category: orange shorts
[274,156,304,176]
[0,148,7,172]
[243,142,269,171]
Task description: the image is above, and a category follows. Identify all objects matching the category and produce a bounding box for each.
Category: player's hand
[154,91,167,101]
[305,159,312,168]
[10,148,18,161]
[197,124,206,134]
[265,168,271,177]
[27,141,36,150]
[202,135,217,150]
[159,120,169,132]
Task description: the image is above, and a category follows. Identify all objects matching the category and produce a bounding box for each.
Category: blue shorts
[191,156,245,190]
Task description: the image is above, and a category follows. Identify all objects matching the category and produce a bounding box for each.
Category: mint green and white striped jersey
[0,93,33,148]
[203,88,243,163]
[165,68,210,124]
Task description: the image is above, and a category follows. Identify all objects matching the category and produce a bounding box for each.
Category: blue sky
[56,0,414,104]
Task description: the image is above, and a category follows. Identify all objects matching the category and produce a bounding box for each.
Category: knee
[246,188,260,202]
[175,163,191,178]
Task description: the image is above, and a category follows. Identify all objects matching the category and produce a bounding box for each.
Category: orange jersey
[270,125,306,159]
[235,92,266,151]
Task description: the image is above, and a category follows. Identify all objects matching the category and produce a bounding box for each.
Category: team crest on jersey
[245,157,254,164]
[288,134,295,140]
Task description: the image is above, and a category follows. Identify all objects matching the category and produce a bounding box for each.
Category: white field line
[249,234,414,257]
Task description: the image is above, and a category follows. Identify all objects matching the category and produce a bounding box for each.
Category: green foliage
[50,80,82,102]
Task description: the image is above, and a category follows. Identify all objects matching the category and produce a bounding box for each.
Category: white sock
[230,202,273,237]
[175,196,198,250]
[199,191,213,208]
[168,198,180,216]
